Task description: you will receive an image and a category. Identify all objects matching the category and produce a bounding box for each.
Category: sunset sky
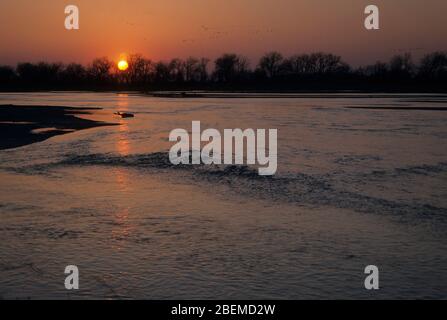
[1,0,446,66]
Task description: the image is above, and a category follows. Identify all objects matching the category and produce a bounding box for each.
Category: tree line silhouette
[0,51,446,92]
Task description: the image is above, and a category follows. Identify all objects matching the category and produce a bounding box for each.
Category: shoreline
[146,91,447,99]
[0,105,118,150]
[2,90,447,99]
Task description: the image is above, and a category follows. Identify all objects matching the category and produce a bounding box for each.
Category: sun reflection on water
[111,93,135,249]
[116,94,131,156]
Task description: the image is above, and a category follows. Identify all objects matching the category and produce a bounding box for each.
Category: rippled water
[0,92,446,299]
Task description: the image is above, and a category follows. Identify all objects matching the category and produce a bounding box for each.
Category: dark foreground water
[0,92,446,299]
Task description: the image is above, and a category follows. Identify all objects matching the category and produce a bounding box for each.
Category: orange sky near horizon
[0,0,446,67]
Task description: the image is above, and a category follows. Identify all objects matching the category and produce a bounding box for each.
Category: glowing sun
[118,60,129,71]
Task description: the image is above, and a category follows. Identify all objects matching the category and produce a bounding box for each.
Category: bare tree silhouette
[258,51,283,78]
[213,53,249,82]
[88,57,113,84]
[0,66,16,85]
[1,51,446,92]
[123,54,154,85]
[168,59,186,83]
[419,52,447,81]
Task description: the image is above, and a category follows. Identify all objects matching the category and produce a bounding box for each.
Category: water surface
[0,92,446,299]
